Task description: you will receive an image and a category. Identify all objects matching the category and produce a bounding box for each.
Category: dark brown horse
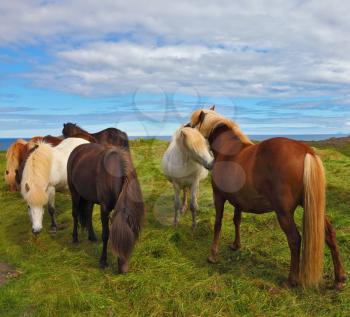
[189,108,346,289]
[62,123,129,148]
[67,143,144,273]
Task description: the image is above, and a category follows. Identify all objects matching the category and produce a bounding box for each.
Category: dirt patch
[0,263,20,285]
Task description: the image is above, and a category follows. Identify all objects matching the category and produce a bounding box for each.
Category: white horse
[20,137,89,234]
[162,126,214,228]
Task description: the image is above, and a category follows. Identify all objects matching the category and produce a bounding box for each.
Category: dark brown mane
[62,123,129,148]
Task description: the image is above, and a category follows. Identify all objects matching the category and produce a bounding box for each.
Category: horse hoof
[333,282,345,291]
[118,264,129,274]
[72,238,79,244]
[99,261,108,269]
[49,226,57,234]
[89,236,98,242]
[229,242,241,251]
[207,255,217,264]
[338,274,347,283]
[288,280,298,288]
[191,223,197,230]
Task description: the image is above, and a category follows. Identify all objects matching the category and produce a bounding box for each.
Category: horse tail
[300,152,325,287]
[109,155,144,266]
[21,142,53,206]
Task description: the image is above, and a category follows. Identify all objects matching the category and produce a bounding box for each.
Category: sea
[0,134,348,151]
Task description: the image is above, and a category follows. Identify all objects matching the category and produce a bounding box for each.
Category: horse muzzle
[32,228,42,236]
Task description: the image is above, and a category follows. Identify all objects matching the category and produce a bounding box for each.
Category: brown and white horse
[189,107,346,289]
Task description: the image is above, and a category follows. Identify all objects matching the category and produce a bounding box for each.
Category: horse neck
[66,124,87,136]
[208,125,250,159]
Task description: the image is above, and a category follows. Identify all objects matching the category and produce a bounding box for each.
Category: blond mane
[191,109,254,146]
[175,126,210,157]
[27,136,44,151]
[21,142,53,206]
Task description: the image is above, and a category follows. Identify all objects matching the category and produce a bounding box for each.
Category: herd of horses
[3,107,346,290]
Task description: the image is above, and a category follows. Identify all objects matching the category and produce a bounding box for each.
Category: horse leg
[190,182,199,229]
[72,195,80,243]
[99,205,110,268]
[208,192,225,263]
[325,217,346,289]
[47,186,57,233]
[229,207,241,251]
[86,202,97,242]
[173,183,181,227]
[276,211,301,287]
[180,188,188,214]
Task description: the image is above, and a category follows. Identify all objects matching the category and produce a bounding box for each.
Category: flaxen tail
[109,159,144,265]
[300,153,325,287]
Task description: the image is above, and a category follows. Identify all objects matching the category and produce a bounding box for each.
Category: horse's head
[62,123,79,137]
[189,107,253,147]
[27,203,44,235]
[177,127,214,170]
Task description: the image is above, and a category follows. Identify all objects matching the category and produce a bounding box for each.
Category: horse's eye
[5,170,9,175]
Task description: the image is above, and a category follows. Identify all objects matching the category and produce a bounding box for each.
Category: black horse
[62,123,129,148]
[67,143,144,273]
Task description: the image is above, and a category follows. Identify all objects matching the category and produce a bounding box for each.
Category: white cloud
[1,0,350,97]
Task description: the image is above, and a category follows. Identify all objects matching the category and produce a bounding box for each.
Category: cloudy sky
[1,0,350,137]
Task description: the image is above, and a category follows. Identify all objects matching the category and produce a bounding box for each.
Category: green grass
[0,139,350,316]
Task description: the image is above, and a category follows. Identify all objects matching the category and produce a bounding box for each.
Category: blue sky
[1,1,350,137]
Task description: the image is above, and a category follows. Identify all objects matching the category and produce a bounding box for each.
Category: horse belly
[229,188,273,214]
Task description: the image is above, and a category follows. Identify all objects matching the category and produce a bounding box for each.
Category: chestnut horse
[190,108,346,289]
[5,139,28,192]
[67,143,144,273]
[62,123,129,148]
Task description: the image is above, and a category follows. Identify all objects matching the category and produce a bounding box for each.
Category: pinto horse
[19,138,89,234]
[5,135,63,192]
[62,123,129,148]
[67,143,144,273]
[189,108,346,289]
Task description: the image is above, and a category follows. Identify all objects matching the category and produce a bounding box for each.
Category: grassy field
[0,139,350,316]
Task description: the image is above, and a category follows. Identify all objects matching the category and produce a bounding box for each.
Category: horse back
[93,128,129,148]
[253,138,313,207]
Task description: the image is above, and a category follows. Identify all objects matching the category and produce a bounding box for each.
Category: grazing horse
[5,139,28,192]
[189,108,346,289]
[20,138,89,234]
[62,123,129,148]
[162,126,213,228]
[67,143,144,273]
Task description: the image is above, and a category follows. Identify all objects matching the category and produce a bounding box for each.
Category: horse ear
[209,105,215,111]
[199,111,206,124]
